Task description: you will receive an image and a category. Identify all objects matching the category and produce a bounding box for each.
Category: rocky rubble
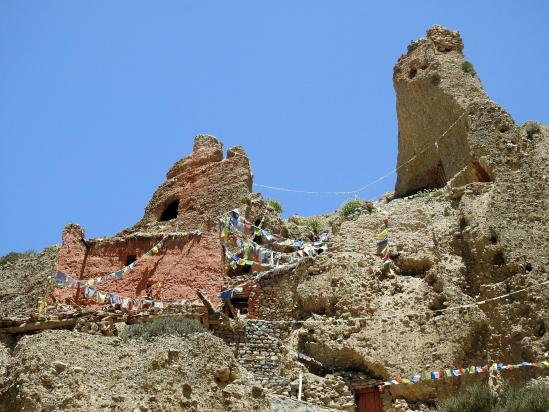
[0,330,272,412]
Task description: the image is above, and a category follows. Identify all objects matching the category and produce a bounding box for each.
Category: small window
[126,255,136,265]
[159,200,179,221]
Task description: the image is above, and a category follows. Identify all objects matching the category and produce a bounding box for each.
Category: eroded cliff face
[0,25,547,412]
[1,330,272,412]
[259,25,548,408]
[393,25,517,197]
[124,134,253,235]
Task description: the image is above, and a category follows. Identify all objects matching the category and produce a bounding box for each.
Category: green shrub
[461,61,476,76]
[415,188,446,198]
[120,317,205,341]
[306,219,322,234]
[0,250,36,266]
[438,383,549,412]
[340,199,362,217]
[438,384,497,412]
[525,121,541,139]
[267,199,283,215]
[498,383,549,412]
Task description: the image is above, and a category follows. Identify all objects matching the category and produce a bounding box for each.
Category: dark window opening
[159,200,179,221]
[228,263,252,278]
[472,161,491,183]
[126,255,136,265]
[225,297,249,318]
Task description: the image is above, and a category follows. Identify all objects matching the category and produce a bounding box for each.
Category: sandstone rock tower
[124,134,252,234]
[394,25,516,196]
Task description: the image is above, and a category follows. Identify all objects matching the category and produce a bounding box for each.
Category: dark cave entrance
[223,297,249,318]
[126,255,137,265]
[159,199,179,221]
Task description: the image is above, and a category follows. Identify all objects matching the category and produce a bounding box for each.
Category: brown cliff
[0,25,547,412]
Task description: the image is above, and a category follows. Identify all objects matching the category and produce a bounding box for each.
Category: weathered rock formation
[0,24,547,412]
[394,25,516,196]
[1,330,272,412]
[53,135,253,307]
[0,247,60,318]
[124,134,252,234]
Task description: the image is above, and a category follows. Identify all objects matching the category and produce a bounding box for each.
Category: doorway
[355,387,382,412]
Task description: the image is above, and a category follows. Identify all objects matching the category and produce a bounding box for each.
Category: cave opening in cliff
[126,255,136,265]
[159,199,179,221]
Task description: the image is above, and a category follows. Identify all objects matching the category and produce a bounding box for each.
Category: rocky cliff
[0,25,547,412]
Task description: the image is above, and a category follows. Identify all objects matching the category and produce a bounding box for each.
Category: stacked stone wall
[213,322,291,395]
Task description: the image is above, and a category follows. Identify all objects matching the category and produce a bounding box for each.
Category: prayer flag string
[50,270,201,311]
[378,359,549,389]
[217,209,329,299]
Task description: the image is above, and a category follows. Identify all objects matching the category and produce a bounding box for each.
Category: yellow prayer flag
[377,228,388,240]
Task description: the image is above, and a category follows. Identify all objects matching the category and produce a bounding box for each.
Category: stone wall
[248,260,312,320]
[213,322,292,394]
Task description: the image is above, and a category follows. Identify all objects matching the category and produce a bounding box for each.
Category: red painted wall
[53,224,224,307]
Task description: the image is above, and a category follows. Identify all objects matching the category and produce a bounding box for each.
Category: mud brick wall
[54,224,225,307]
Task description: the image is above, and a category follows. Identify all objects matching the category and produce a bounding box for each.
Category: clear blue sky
[1,1,547,255]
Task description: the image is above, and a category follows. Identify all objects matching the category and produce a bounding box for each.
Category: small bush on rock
[498,383,549,412]
[415,188,446,198]
[121,317,205,341]
[267,199,283,215]
[306,219,322,234]
[438,384,496,412]
[461,61,476,76]
[525,121,541,139]
[340,199,362,217]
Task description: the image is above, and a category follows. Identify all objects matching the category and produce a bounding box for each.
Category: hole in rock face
[126,255,136,265]
[489,233,498,244]
[525,263,533,272]
[535,322,545,337]
[431,74,441,86]
[498,124,510,133]
[395,256,433,278]
[159,200,179,221]
[408,68,417,79]
[493,252,505,266]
